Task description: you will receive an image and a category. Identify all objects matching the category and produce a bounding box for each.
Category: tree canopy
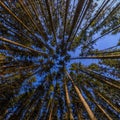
[0,0,120,119]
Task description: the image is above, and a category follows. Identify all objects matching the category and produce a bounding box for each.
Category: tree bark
[80,68,120,90]
[66,71,97,120]
[70,55,120,59]
[64,79,74,120]
[0,37,48,57]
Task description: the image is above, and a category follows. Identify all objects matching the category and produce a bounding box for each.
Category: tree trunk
[64,79,74,120]
[70,55,120,59]
[66,71,97,120]
[0,37,48,57]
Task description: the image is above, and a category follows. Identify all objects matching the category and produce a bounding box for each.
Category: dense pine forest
[0,0,120,120]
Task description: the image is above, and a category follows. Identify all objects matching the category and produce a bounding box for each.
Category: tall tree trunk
[96,92,120,113]
[45,0,57,45]
[80,68,120,90]
[0,37,48,57]
[0,1,53,51]
[94,101,112,120]
[66,71,97,120]
[70,55,120,59]
[64,79,74,120]
[81,85,113,120]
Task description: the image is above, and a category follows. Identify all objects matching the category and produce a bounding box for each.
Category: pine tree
[0,0,120,119]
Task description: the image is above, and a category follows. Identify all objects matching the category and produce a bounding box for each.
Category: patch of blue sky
[94,33,120,50]
[32,75,44,87]
[68,45,99,66]
[68,31,120,66]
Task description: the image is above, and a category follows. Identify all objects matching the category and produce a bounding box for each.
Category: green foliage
[0,0,120,120]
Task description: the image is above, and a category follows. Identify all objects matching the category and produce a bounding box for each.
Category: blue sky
[94,33,120,50]
[68,32,120,66]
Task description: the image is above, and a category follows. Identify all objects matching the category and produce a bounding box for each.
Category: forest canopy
[0,0,120,120]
